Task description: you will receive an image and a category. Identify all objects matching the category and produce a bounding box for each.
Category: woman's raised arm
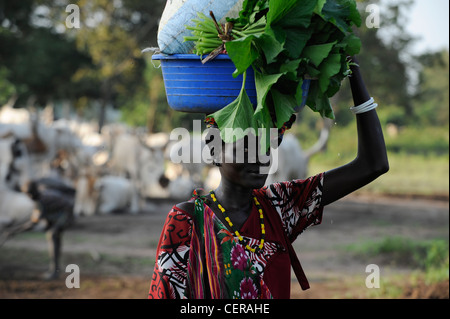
[321,56,389,206]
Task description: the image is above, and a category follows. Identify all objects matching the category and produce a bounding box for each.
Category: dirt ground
[0,194,448,299]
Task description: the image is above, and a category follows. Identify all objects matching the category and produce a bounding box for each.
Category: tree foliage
[0,0,167,130]
[413,50,449,126]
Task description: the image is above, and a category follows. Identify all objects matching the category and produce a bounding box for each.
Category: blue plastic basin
[152,54,310,114]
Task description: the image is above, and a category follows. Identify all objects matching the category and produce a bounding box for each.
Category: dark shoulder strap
[284,236,310,290]
[258,191,310,291]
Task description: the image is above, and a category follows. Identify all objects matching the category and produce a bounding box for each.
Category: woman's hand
[347,56,371,106]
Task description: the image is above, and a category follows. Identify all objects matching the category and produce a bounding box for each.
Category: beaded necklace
[209,191,265,253]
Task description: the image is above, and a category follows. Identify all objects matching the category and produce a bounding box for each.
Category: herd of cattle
[0,103,208,228]
[0,101,330,277]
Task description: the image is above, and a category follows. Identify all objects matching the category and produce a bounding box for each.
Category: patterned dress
[148,173,324,299]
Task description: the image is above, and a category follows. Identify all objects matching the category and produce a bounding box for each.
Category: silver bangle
[350,97,378,115]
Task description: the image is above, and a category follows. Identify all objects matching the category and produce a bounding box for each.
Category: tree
[0,0,167,130]
[413,50,449,126]
[70,0,142,131]
[0,0,89,107]
[324,0,420,126]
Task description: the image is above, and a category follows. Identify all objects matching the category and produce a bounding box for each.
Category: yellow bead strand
[209,191,265,253]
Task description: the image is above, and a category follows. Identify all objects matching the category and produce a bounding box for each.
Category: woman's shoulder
[174,200,195,217]
[173,188,211,217]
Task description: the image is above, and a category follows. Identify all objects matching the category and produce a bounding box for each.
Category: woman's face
[217,133,272,189]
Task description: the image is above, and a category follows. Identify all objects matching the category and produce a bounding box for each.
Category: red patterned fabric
[148,173,324,299]
[149,210,192,299]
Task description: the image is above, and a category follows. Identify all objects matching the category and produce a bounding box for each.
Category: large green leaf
[209,72,259,144]
[271,89,297,128]
[316,93,335,119]
[232,0,269,25]
[280,59,302,81]
[226,35,259,77]
[314,0,327,14]
[345,0,362,27]
[254,101,274,155]
[268,25,287,46]
[274,0,318,29]
[240,0,260,21]
[318,53,342,93]
[319,0,361,32]
[266,0,299,26]
[307,80,335,119]
[254,31,284,64]
[302,41,336,67]
[283,27,314,59]
[267,1,316,59]
[341,33,362,56]
[326,76,343,97]
[254,70,284,115]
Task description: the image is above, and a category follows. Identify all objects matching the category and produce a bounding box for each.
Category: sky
[401,0,449,54]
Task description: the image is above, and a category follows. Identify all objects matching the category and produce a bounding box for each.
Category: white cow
[74,172,141,216]
[0,134,36,238]
[95,175,140,214]
[108,132,167,199]
[0,100,29,124]
[1,109,92,184]
[0,184,36,234]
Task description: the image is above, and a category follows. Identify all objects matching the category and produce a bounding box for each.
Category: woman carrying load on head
[148,57,389,299]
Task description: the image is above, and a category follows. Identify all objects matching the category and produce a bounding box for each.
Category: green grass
[364,153,448,196]
[343,237,449,298]
[295,114,449,197]
[309,152,449,197]
[345,237,449,284]
[366,275,406,299]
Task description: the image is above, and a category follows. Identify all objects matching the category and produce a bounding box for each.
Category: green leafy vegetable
[225,34,259,77]
[211,71,259,144]
[184,0,362,149]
